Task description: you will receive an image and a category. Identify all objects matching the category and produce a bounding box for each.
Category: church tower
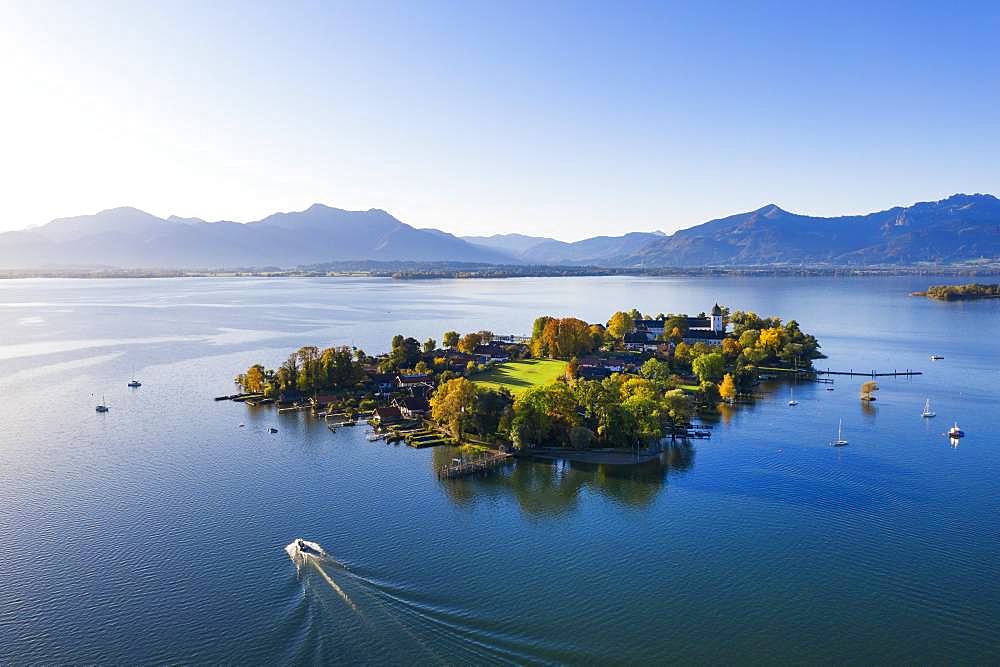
[710,303,724,333]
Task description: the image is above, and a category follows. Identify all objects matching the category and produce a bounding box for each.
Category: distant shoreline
[2,264,999,281]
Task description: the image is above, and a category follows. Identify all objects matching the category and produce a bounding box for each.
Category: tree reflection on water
[434,443,695,514]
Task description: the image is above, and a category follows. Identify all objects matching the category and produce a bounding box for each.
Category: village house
[473,343,510,364]
[634,318,666,339]
[372,405,404,427]
[396,373,435,394]
[623,332,660,352]
[368,373,396,394]
[310,393,339,408]
[577,365,613,380]
[393,396,430,420]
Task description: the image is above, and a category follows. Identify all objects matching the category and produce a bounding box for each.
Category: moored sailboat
[831,419,848,447]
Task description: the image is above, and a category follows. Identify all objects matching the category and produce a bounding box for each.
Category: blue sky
[1,1,998,239]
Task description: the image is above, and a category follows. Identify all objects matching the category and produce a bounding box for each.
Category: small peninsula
[912,283,1000,300]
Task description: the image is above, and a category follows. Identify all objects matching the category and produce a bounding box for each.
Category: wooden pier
[436,451,512,479]
[816,369,922,377]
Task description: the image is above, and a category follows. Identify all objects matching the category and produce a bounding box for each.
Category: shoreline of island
[911,283,1000,301]
[227,304,824,468]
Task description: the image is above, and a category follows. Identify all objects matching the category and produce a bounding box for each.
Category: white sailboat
[788,386,798,406]
[921,399,935,418]
[95,395,110,412]
[831,419,848,446]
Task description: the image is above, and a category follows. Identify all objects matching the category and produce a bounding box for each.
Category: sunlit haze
[2,2,998,239]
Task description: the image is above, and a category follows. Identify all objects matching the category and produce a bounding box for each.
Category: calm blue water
[0,276,998,664]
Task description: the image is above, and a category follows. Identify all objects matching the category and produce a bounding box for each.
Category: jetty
[816,369,922,377]
[436,451,511,479]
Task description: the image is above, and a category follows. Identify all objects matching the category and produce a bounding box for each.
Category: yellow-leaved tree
[430,377,479,437]
[719,373,737,403]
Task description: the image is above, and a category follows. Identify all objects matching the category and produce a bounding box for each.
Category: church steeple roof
[711,303,722,316]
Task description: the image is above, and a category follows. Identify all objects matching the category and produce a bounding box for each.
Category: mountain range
[1,194,997,269]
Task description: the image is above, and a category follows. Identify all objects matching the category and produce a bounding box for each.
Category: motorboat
[831,419,848,447]
[128,379,142,388]
[948,422,964,438]
[296,539,322,556]
[269,427,279,433]
[921,399,936,418]
[930,355,944,361]
[286,538,325,563]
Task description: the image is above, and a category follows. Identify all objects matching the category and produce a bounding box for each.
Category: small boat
[366,431,385,441]
[788,387,798,406]
[930,355,944,361]
[96,395,110,412]
[286,538,326,563]
[269,427,279,434]
[826,386,835,391]
[238,423,245,428]
[831,419,848,447]
[948,422,964,438]
[295,539,322,556]
[921,399,936,418]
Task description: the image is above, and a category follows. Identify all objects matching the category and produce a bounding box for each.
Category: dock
[816,369,922,377]
[436,451,512,479]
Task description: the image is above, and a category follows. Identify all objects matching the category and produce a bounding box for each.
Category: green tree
[511,383,578,449]
[662,389,694,426]
[692,352,725,383]
[472,387,514,440]
[442,331,459,349]
[640,358,672,385]
[422,338,437,354]
[390,335,421,369]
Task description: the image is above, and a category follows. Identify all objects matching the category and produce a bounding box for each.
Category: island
[912,283,1000,300]
[229,303,823,466]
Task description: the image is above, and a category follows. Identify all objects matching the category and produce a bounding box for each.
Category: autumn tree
[673,342,692,366]
[719,373,737,403]
[422,338,436,354]
[430,377,479,437]
[442,331,460,349]
[458,332,483,354]
[721,337,742,360]
[860,380,879,401]
[535,317,597,359]
[606,311,636,340]
[242,364,266,393]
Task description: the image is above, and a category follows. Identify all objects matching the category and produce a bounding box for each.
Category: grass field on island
[472,359,567,396]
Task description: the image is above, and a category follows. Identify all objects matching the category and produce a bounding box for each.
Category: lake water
[1,276,998,664]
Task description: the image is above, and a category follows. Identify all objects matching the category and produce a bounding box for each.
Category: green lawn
[473,359,568,396]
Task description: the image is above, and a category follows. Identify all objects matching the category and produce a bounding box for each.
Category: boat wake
[284,539,560,664]
[285,539,356,612]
